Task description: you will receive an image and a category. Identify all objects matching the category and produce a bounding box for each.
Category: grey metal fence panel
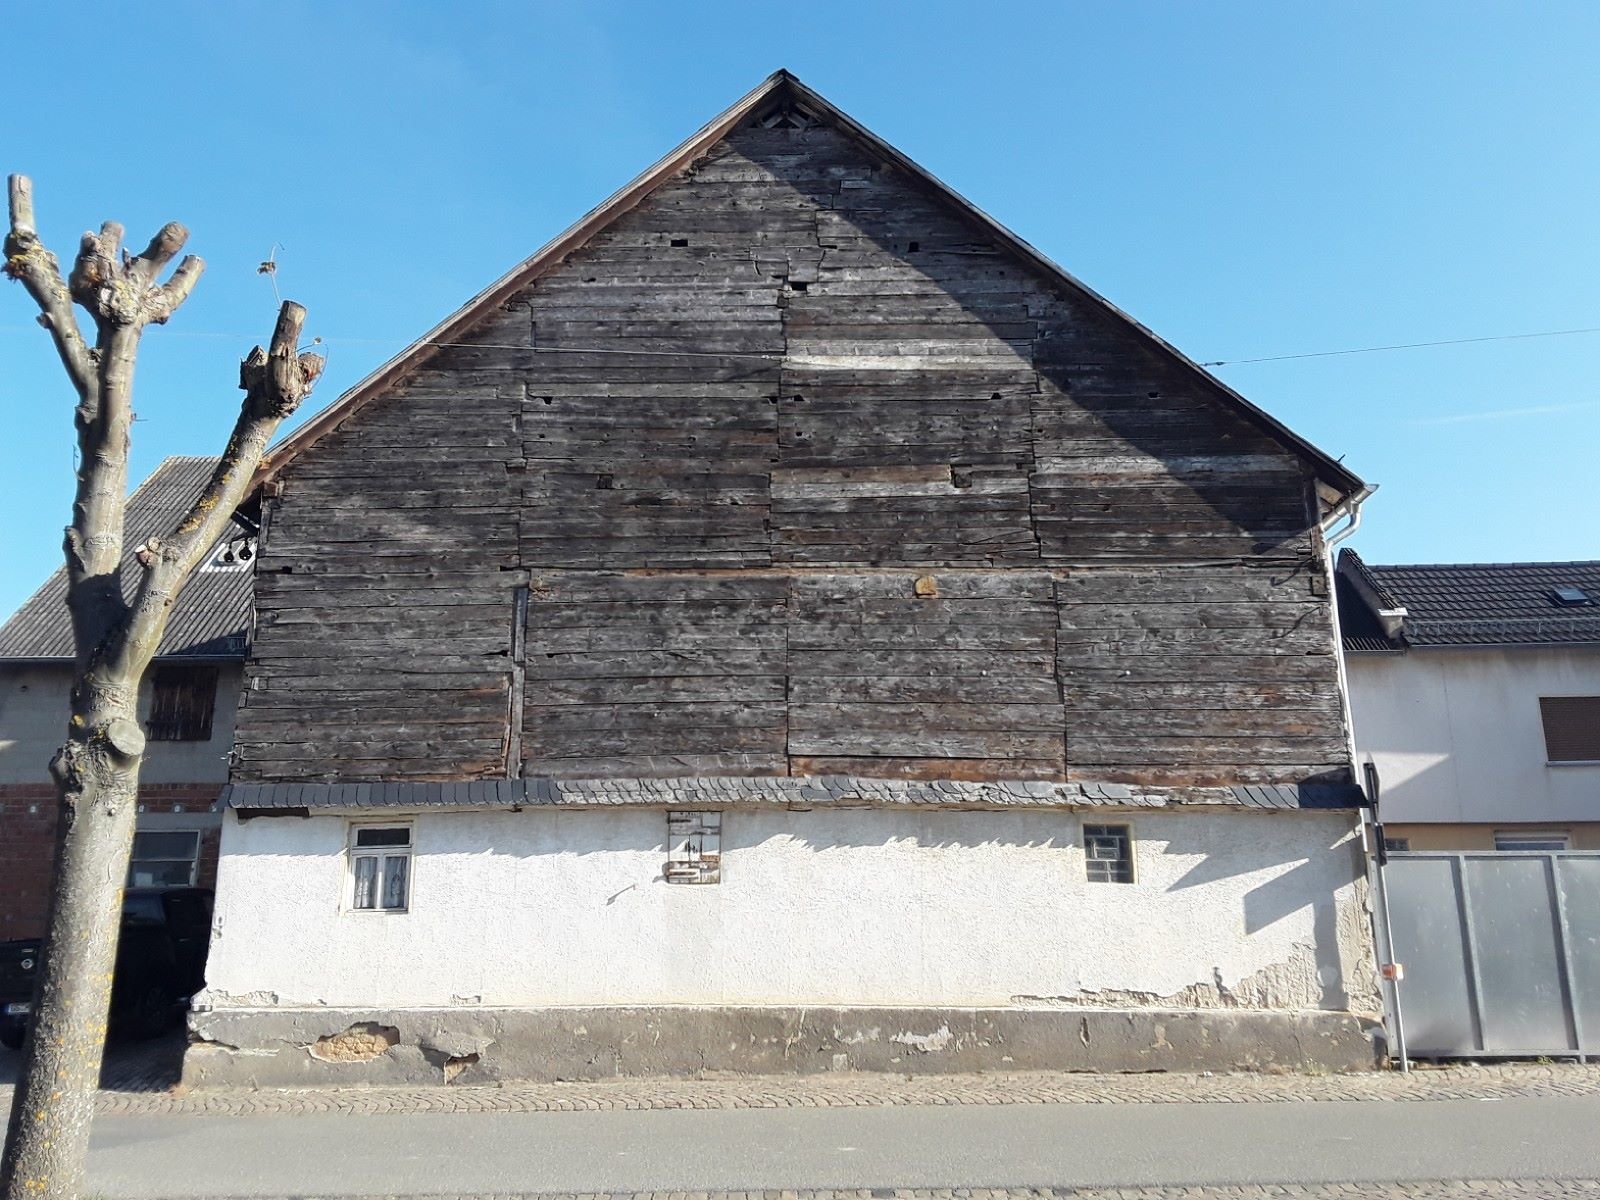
[1385,852,1599,1059]
[1462,856,1575,1053]
[1559,856,1600,1046]
[1384,856,1478,1056]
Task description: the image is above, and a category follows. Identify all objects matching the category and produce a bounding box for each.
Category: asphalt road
[86,1093,1600,1198]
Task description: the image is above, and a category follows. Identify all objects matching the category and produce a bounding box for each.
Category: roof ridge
[256,70,1366,503]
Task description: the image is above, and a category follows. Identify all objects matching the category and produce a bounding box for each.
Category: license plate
[3,1003,29,1016]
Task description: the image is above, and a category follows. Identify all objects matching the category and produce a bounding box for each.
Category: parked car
[0,887,213,1050]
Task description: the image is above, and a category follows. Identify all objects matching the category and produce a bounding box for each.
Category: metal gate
[1378,851,1600,1059]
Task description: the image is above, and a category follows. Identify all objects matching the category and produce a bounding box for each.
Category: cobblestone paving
[6,1039,1600,1120]
[75,1060,1600,1117]
[178,1183,1600,1199]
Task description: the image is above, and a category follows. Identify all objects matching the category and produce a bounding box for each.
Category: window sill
[1546,760,1600,768]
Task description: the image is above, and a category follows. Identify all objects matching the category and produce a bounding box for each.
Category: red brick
[0,783,223,940]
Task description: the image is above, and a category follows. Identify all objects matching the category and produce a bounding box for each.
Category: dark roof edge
[780,73,1366,503]
[0,652,247,666]
[1336,548,1408,652]
[252,71,793,490]
[254,69,1366,503]
[1337,548,1404,611]
[223,776,1363,813]
[1365,557,1600,572]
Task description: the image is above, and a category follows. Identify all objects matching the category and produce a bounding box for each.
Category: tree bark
[0,175,322,1200]
[1,686,143,1200]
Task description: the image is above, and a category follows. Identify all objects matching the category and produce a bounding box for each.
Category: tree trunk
[1,679,143,1200]
[2,174,321,1200]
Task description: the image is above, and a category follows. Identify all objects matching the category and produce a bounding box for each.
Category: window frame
[664,810,722,885]
[1382,836,1412,854]
[1083,822,1135,885]
[1492,829,1571,853]
[126,829,201,888]
[346,823,414,913]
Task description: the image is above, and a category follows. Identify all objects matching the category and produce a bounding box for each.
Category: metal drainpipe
[1319,486,1409,1071]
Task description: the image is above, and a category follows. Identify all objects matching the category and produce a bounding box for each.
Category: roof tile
[0,457,252,661]
[1338,550,1600,650]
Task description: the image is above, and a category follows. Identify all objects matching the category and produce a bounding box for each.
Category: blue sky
[3,2,1598,617]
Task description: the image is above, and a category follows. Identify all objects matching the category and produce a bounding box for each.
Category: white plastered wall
[203,805,1375,1015]
[1346,646,1600,826]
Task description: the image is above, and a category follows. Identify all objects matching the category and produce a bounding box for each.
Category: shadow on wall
[718,123,1320,557]
[1163,820,1366,1009]
[430,809,1076,855]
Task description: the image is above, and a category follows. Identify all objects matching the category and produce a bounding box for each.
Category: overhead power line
[1199,325,1600,368]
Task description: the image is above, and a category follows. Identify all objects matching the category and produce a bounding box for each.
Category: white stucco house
[1338,550,1600,852]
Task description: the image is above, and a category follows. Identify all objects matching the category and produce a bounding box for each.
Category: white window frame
[1493,829,1571,853]
[347,823,413,912]
[127,829,201,888]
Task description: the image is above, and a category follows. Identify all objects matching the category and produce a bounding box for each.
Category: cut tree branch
[4,176,93,398]
[115,301,323,676]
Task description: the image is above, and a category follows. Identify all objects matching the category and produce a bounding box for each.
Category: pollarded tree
[0,176,323,1200]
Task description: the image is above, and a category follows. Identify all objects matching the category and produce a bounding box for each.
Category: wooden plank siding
[233,116,1351,788]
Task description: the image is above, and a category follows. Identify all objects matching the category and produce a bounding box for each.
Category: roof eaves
[255,70,1366,503]
[779,74,1366,503]
[253,69,797,486]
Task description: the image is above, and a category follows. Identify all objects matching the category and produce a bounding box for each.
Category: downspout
[1322,487,1368,549]
[1318,484,1407,1070]
[1318,483,1375,774]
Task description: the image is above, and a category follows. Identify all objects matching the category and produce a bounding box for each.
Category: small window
[1540,696,1600,762]
[665,811,721,884]
[146,665,218,742]
[1383,836,1411,853]
[1494,830,1570,853]
[127,830,200,887]
[349,825,412,911]
[1084,824,1134,884]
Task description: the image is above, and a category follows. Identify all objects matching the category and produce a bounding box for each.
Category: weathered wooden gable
[236,80,1355,788]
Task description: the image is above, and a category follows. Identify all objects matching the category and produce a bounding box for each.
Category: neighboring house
[0,457,253,940]
[188,71,1381,1085]
[1338,550,1600,852]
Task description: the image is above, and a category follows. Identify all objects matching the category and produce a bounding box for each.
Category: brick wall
[0,782,223,941]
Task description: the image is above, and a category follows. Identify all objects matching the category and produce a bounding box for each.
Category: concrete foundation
[183,1005,1381,1087]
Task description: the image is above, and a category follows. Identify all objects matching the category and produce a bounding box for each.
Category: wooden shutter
[1539,696,1600,762]
[147,665,219,741]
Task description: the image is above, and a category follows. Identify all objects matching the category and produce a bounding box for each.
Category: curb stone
[49,1062,1600,1118]
[169,1183,1600,1199]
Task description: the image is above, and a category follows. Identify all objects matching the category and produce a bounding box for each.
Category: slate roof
[1337,549,1600,651]
[223,776,1363,813]
[0,457,253,661]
